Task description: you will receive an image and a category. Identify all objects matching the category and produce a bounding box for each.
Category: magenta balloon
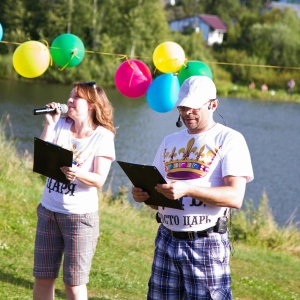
[115,59,152,98]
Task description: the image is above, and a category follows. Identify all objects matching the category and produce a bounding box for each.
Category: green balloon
[50,33,85,68]
[178,61,213,85]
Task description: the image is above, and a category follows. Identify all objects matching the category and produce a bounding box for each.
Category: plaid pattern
[33,204,99,285]
[147,225,232,300]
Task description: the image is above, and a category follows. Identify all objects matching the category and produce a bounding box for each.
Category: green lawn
[0,196,299,300]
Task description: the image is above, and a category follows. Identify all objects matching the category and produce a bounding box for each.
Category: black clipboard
[117,161,183,210]
[33,137,73,184]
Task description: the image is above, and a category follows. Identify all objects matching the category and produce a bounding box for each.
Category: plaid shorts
[33,204,99,286]
[147,225,232,300]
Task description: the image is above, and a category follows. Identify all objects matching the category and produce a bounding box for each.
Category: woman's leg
[65,283,88,300]
[58,211,99,295]
[33,205,63,299]
[33,278,55,300]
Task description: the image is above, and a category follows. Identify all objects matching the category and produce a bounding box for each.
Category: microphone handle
[32,107,56,115]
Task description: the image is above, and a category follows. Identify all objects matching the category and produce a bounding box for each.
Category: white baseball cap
[176,76,217,109]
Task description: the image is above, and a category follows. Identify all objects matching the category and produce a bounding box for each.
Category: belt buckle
[188,231,194,239]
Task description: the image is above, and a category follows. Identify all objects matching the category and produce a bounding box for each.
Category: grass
[0,122,300,299]
[231,244,300,300]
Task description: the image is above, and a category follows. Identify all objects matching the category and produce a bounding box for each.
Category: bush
[230,192,300,256]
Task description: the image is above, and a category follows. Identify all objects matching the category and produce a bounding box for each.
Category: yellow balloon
[153,41,185,73]
[13,41,51,78]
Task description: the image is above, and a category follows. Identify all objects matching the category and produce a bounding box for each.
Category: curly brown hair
[73,82,116,136]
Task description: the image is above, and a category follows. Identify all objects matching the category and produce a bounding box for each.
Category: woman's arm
[61,156,113,188]
[39,102,62,142]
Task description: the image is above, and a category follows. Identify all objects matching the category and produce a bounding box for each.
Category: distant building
[162,0,176,5]
[169,14,227,46]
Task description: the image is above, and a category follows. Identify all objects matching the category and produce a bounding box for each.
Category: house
[169,14,227,46]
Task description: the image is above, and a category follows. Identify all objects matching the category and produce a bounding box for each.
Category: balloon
[178,60,213,85]
[146,73,180,113]
[152,41,185,73]
[115,59,152,98]
[50,33,85,68]
[12,41,51,78]
[0,22,3,41]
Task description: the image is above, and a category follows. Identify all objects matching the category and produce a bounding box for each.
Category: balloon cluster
[1,18,213,113]
[116,41,213,113]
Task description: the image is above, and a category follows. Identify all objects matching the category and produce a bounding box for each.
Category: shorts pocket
[81,212,98,228]
[210,234,231,264]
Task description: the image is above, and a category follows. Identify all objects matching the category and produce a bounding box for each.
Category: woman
[33,81,116,300]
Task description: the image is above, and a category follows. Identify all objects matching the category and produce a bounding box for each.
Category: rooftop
[198,14,227,31]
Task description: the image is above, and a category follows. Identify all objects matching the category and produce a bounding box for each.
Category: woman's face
[67,88,92,119]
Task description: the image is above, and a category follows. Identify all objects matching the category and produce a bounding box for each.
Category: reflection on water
[0,80,299,226]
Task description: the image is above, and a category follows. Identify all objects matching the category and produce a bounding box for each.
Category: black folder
[117,161,183,210]
[33,137,73,184]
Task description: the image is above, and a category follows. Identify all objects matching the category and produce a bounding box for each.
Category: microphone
[32,104,68,115]
[176,115,182,127]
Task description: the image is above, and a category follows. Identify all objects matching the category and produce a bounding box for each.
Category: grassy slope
[1,193,300,300]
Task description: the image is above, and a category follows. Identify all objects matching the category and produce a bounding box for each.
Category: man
[132,76,253,300]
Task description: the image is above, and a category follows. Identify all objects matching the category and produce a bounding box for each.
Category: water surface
[0,80,299,226]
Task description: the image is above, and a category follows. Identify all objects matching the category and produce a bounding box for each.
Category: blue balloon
[146,73,180,113]
[0,23,3,41]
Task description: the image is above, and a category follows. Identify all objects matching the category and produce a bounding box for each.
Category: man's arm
[154,175,247,209]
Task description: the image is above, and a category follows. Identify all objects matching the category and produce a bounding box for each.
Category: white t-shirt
[153,123,254,232]
[41,117,115,214]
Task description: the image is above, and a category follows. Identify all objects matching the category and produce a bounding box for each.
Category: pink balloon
[115,59,152,98]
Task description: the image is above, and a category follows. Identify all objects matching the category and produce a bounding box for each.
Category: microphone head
[60,104,68,114]
[176,115,182,128]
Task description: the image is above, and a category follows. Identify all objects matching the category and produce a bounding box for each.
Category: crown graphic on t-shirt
[164,138,220,180]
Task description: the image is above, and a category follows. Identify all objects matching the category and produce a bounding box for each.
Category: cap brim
[176,97,208,109]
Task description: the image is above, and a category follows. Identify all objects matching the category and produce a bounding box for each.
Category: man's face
[177,100,217,134]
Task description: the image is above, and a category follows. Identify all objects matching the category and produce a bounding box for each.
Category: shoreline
[217,83,300,104]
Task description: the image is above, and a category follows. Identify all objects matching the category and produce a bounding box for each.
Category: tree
[0,0,28,53]
[93,0,170,57]
[198,0,247,25]
[246,8,300,68]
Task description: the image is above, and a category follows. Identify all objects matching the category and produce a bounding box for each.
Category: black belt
[164,225,216,240]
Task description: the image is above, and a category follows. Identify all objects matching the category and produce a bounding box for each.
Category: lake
[0,80,299,226]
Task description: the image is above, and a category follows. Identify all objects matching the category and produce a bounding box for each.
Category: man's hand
[131,186,150,203]
[155,176,247,208]
[155,180,188,200]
